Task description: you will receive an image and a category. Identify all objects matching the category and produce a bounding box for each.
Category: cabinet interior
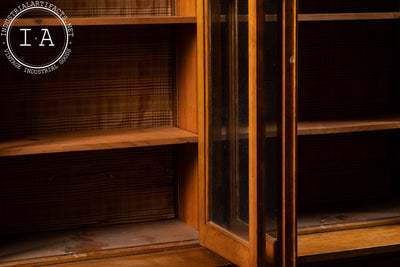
[297,0,400,259]
[0,1,199,266]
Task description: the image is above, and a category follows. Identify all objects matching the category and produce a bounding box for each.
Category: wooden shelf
[55,247,233,267]
[0,126,198,157]
[218,12,400,23]
[216,115,400,140]
[0,16,196,26]
[298,115,400,135]
[298,224,400,263]
[298,199,400,235]
[0,219,199,267]
[299,12,400,22]
[216,124,277,140]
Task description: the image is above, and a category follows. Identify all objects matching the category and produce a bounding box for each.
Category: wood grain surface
[0,220,199,267]
[298,225,400,262]
[0,16,196,26]
[0,127,198,156]
[46,247,233,267]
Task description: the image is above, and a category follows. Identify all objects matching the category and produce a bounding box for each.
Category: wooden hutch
[1,0,400,266]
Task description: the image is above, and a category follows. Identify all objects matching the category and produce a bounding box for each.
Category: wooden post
[281,0,297,266]
[249,0,266,266]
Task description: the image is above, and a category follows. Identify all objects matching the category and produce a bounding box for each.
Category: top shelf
[220,12,400,23]
[0,16,196,26]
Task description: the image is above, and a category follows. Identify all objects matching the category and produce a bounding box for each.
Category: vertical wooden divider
[249,0,267,266]
[281,0,297,266]
[197,0,208,243]
[176,0,199,230]
[176,0,197,16]
[178,143,199,230]
[177,24,198,134]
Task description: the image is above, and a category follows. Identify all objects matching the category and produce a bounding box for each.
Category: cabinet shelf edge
[0,126,198,157]
[0,16,197,26]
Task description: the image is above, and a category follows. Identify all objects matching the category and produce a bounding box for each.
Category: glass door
[199,0,297,266]
[208,0,249,241]
[200,1,250,266]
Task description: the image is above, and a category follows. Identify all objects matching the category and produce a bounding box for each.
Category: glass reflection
[209,0,249,240]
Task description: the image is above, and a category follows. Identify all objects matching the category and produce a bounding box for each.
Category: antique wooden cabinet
[1,0,400,266]
[0,1,202,266]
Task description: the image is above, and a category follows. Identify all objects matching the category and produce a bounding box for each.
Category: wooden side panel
[178,144,199,230]
[197,0,207,232]
[176,0,197,16]
[177,24,198,134]
[176,4,199,230]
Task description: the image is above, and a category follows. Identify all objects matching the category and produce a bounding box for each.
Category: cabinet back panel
[298,132,395,207]
[0,1,173,17]
[0,26,176,139]
[299,0,400,14]
[299,21,397,121]
[0,147,175,234]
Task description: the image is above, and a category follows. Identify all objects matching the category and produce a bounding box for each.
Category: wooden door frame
[249,0,266,266]
[280,0,297,266]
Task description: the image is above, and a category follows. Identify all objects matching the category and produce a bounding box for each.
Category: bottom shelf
[298,224,400,264]
[298,198,400,234]
[298,198,400,263]
[0,219,199,267]
[45,247,234,267]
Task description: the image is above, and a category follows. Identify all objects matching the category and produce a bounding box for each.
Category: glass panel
[209,0,249,241]
[264,0,279,238]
